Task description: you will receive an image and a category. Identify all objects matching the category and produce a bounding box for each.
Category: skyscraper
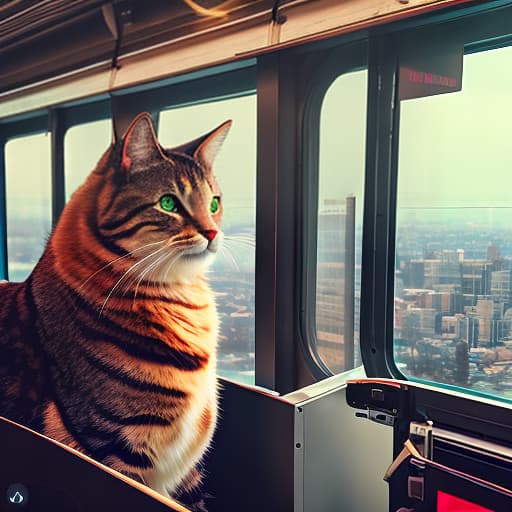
[316,197,356,372]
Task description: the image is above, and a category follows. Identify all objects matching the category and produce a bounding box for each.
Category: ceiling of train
[0,0,279,94]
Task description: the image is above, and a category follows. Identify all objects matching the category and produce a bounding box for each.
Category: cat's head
[99,112,231,284]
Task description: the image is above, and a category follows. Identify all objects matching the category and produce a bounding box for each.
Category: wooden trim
[237,0,478,58]
[0,0,484,121]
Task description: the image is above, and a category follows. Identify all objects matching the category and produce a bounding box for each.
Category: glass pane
[64,119,112,200]
[394,46,512,401]
[159,95,256,384]
[5,133,52,281]
[316,70,367,373]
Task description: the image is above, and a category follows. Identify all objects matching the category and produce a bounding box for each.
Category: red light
[437,490,494,512]
[402,67,458,88]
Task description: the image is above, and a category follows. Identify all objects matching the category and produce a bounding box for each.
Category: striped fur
[0,113,231,499]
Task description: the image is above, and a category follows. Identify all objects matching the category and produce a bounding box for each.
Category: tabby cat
[0,112,231,500]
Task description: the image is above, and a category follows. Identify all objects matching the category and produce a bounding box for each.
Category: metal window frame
[358,32,401,379]
[255,32,371,392]
[361,1,512,380]
[298,40,368,380]
[255,51,298,392]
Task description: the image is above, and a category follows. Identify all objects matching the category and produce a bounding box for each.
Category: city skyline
[395,218,512,399]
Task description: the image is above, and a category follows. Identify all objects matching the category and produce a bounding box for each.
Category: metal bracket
[409,421,434,460]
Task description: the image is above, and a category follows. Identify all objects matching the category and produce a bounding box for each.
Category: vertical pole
[50,109,66,226]
[255,54,279,390]
[255,53,297,393]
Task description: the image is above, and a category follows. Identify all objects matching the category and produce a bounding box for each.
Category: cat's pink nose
[202,230,217,241]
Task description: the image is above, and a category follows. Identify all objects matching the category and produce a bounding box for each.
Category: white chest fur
[141,371,218,496]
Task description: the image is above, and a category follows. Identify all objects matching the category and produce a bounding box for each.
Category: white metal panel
[293,385,392,512]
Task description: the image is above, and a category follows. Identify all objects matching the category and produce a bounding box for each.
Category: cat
[0,112,231,502]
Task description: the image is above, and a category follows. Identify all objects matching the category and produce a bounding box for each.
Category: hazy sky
[319,69,367,219]
[5,132,52,237]
[398,45,512,209]
[65,119,112,199]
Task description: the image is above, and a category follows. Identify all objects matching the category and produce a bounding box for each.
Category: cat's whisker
[161,250,185,287]
[79,239,168,293]
[224,234,255,241]
[132,261,160,303]
[225,240,256,248]
[130,241,185,307]
[121,247,170,288]
[99,246,167,316]
[223,235,256,249]
[218,245,240,273]
[224,233,255,239]
[146,253,176,302]
[122,250,172,304]
[133,249,177,303]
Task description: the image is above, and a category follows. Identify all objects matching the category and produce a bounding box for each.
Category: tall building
[407,260,425,288]
[491,270,512,307]
[461,259,490,297]
[475,299,501,345]
[316,198,356,372]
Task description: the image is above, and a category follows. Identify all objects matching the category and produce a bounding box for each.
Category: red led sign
[399,66,461,100]
[401,67,458,88]
[398,32,463,101]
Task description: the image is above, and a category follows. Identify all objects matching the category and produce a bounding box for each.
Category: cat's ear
[171,120,232,171]
[120,113,165,175]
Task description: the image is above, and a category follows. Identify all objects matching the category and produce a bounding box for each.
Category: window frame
[299,41,368,379]
[253,32,372,391]
[361,3,512,388]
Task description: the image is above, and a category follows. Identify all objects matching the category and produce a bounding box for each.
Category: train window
[64,119,112,200]
[394,45,512,400]
[158,95,257,384]
[315,69,367,374]
[5,133,51,281]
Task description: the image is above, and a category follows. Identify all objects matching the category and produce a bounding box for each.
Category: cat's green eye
[160,194,178,213]
[210,196,220,214]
